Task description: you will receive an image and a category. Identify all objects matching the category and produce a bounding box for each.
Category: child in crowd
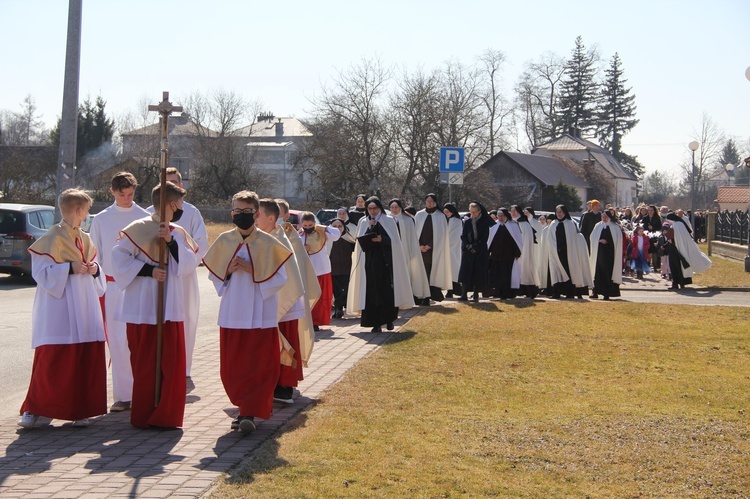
[111,182,199,429]
[203,191,292,434]
[628,225,651,279]
[19,188,107,429]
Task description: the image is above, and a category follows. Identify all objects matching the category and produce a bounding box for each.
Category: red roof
[717,186,750,204]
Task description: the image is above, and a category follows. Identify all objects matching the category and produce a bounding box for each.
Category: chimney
[257,112,275,122]
[274,118,284,140]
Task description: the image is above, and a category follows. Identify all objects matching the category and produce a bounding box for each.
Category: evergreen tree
[543,181,582,211]
[718,138,748,185]
[50,95,115,160]
[559,36,599,135]
[597,53,642,177]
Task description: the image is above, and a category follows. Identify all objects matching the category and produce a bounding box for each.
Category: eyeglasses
[232,208,256,215]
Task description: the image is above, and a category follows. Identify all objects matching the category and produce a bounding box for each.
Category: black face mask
[303,227,315,234]
[233,213,255,230]
[171,208,184,222]
[426,206,437,214]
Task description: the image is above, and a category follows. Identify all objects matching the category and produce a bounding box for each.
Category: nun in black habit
[359,197,398,332]
[487,208,522,299]
[457,201,494,302]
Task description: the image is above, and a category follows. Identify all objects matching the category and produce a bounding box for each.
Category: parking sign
[439,147,465,173]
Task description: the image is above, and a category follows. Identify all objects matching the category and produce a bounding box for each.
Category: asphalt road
[0,268,747,420]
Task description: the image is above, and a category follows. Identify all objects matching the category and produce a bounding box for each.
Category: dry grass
[213,303,750,498]
[205,222,233,245]
[692,243,750,288]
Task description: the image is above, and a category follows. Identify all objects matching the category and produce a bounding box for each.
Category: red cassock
[220,327,280,419]
[311,273,332,326]
[21,341,107,421]
[127,322,186,428]
[278,319,303,386]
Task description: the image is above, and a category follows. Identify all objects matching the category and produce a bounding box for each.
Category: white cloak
[208,244,288,329]
[414,210,453,290]
[30,253,106,349]
[446,216,463,282]
[588,221,624,285]
[284,223,321,366]
[302,225,341,276]
[517,219,541,287]
[671,220,712,278]
[392,212,430,299]
[543,219,593,288]
[487,220,523,289]
[111,226,200,324]
[347,214,415,313]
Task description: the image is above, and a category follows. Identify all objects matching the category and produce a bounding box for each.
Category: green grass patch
[693,243,750,288]
[213,303,750,497]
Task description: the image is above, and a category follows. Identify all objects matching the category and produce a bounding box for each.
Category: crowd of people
[17,173,713,434]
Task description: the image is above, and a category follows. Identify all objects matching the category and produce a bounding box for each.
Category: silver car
[0,203,55,278]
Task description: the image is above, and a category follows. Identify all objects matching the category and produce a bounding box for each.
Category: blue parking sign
[439,147,465,172]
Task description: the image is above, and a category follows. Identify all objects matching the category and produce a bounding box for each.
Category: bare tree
[681,113,725,210]
[478,49,514,157]
[181,90,267,203]
[301,58,395,204]
[390,68,441,201]
[515,52,566,149]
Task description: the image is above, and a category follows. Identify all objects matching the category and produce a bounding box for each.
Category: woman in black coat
[457,201,494,302]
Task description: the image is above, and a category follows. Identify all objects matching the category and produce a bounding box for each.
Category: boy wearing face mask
[299,212,341,331]
[146,167,208,381]
[202,191,292,434]
[111,182,200,429]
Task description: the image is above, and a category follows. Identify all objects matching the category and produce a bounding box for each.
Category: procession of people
[17,172,714,434]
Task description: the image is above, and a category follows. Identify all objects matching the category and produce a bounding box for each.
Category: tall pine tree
[597,53,642,177]
[559,36,599,136]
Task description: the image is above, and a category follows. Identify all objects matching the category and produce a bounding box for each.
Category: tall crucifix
[147,92,183,407]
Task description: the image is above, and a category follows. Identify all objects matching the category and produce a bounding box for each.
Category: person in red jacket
[628,225,651,279]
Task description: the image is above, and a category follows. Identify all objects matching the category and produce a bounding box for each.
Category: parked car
[0,203,56,278]
[287,210,321,230]
[315,209,339,226]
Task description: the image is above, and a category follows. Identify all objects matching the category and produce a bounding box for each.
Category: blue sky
[1,0,748,177]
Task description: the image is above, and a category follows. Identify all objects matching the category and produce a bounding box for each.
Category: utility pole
[55,0,83,221]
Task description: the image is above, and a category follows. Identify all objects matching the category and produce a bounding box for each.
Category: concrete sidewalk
[0,308,421,498]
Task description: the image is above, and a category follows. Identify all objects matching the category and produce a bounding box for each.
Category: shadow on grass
[220,410,313,486]
[384,330,416,345]
[418,306,460,315]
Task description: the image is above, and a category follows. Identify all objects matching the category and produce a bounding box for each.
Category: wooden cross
[148,91,183,407]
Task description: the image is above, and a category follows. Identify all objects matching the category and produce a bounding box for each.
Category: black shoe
[472,294,479,303]
[273,385,294,404]
[458,294,468,301]
[371,326,382,333]
[421,298,431,306]
[445,290,454,298]
[231,416,241,430]
[313,325,320,332]
[239,416,255,435]
[386,322,394,331]
[590,293,598,299]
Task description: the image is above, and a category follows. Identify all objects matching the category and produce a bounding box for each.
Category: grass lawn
[213,302,750,498]
[693,243,750,288]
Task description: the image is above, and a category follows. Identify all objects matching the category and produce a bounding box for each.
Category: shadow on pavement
[214,412,311,486]
[0,274,36,289]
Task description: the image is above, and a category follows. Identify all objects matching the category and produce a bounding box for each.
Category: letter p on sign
[439,147,465,173]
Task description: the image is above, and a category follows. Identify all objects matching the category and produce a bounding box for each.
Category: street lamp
[726,163,735,186]
[689,140,700,239]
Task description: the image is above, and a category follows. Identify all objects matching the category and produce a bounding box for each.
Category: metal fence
[715,210,749,245]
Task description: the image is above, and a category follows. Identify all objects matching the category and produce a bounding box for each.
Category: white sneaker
[71,418,90,427]
[18,412,39,429]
